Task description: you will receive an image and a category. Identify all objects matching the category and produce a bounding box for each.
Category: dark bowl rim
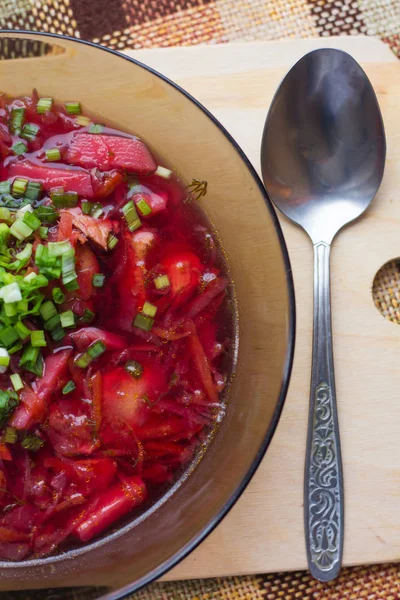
[0,29,296,600]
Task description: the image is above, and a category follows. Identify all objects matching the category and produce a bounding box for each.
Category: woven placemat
[0,1,399,599]
[373,259,400,324]
[0,0,399,58]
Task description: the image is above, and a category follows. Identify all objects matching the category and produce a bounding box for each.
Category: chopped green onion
[1,273,13,285]
[12,178,28,198]
[90,203,103,218]
[24,352,43,377]
[107,234,119,250]
[65,102,81,115]
[23,293,46,314]
[61,248,78,289]
[34,244,49,265]
[64,279,79,292]
[63,191,79,207]
[87,340,106,359]
[15,204,33,220]
[0,181,11,195]
[10,107,25,133]
[17,299,28,312]
[15,243,33,262]
[51,326,65,342]
[3,426,17,443]
[10,373,23,392]
[44,314,61,332]
[0,194,18,209]
[88,124,104,134]
[0,390,19,426]
[14,321,31,341]
[4,303,17,317]
[10,220,32,241]
[0,257,11,268]
[125,360,143,379]
[51,190,78,209]
[21,435,44,451]
[74,340,106,368]
[21,123,40,142]
[8,341,22,355]
[155,165,172,179]
[25,181,42,201]
[39,300,57,322]
[22,211,41,231]
[36,97,53,114]
[19,344,39,366]
[39,265,62,281]
[34,205,58,223]
[129,220,142,232]
[0,282,22,304]
[0,256,11,267]
[136,198,152,216]
[122,200,141,232]
[32,269,53,284]
[74,352,91,369]
[142,301,157,318]
[49,188,64,207]
[50,185,64,195]
[36,248,58,267]
[62,380,76,395]
[0,223,10,245]
[30,330,46,348]
[12,141,27,155]
[24,274,45,290]
[133,313,154,331]
[60,310,75,328]
[0,208,11,222]
[75,115,90,127]
[48,240,72,258]
[23,271,38,283]
[0,393,9,424]
[154,274,170,290]
[0,348,10,370]
[61,248,76,276]
[45,147,61,161]
[81,200,92,215]
[92,273,105,288]
[52,287,65,305]
[82,308,95,323]
[38,264,61,280]
[39,226,48,239]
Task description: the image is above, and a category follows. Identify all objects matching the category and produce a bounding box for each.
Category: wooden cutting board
[123,37,400,580]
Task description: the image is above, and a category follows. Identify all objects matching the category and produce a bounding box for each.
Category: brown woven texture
[0,1,400,599]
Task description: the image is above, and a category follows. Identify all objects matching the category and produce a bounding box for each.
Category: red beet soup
[0,92,234,561]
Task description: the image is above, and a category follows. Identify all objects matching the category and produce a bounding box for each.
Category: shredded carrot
[185,319,218,404]
[152,326,190,341]
[58,211,73,241]
[0,443,12,461]
[90,371,103,435]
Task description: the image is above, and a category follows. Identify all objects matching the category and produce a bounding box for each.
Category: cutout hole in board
[372,258,400,324]
[0,37,65,61]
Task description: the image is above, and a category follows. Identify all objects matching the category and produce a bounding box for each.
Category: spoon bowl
[261,48,385,582]
[261,48,385,244]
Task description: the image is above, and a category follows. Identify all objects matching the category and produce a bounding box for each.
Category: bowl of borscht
[0,31,295,598]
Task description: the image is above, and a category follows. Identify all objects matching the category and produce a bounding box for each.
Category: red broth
[0,92,233,560]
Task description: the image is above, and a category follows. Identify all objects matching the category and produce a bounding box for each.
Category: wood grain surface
[123,36,400,580]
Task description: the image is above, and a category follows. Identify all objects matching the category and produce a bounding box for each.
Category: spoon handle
[304,241,344,582]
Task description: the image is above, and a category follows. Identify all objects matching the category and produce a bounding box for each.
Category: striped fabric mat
[0,1,400,599]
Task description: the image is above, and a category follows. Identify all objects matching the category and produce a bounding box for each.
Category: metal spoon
[261,48,385,581]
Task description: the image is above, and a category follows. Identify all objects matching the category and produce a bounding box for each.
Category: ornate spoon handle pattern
[304,242,344,582]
